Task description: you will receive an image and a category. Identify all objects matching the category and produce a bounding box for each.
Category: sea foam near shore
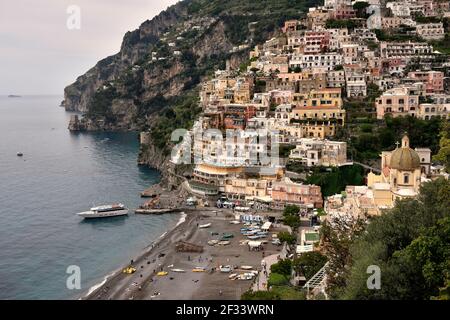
[84,211,188,299]
[176,212,187,227]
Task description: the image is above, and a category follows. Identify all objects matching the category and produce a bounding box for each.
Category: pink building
[375,86,420,119]
[332,5,356,20]
[407,71,444,94]
[303,31,330,54]
[271,178,323,208]
[283,20,299,33]
[269,90,293,105]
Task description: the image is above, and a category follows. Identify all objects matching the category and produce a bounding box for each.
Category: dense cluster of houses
[170,0,449,215]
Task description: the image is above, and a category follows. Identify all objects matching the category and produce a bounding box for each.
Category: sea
[0,95,180,299]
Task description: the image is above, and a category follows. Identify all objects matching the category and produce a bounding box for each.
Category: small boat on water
[17,152,23,157]
[77,203,129,219]
[8,95,21,98]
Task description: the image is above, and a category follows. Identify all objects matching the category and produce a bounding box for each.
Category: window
[404,174,409,184]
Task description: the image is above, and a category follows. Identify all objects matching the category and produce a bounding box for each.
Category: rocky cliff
[63,0,320,175]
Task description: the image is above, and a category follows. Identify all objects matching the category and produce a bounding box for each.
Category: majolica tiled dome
[390,135,420,171]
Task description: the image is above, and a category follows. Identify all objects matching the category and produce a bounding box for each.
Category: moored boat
[77,203,129,219]
[135,208,179,215]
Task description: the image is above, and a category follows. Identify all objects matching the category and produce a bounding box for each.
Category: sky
[0,0,179,95]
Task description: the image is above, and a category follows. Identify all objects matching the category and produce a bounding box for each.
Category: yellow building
[192,163,244,194]
[293,88,343,109]
[367,135,423,208]
[224,167,284,200]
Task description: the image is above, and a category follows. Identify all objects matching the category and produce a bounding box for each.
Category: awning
[248,241,262,248]
[261,221,272,230]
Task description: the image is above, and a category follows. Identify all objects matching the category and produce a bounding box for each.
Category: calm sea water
[0,95,179,299]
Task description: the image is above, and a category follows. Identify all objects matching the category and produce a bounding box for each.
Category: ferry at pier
[77,203,129,219]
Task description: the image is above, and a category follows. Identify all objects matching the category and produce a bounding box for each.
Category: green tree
[270,259,292,277]
[283,214,301,229]
[268,272,289,286]
[353,1,370,18]
[433,121,450,172]
[278,231,297,245]
[321,212,367,298]
[293,251,328,280]
[284,204,300,215]
[339,178,450,299]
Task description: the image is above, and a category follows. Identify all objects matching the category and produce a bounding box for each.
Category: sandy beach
[84,207,285,300]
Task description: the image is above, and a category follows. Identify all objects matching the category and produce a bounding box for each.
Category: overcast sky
[0,0,178,95]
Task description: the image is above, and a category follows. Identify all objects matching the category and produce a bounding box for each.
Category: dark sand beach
[85,208,285,300]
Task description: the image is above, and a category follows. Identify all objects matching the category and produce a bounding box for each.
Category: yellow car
[156,271,168,276]
[192,267,206,273]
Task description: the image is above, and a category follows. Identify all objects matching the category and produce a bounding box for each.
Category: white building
[289,138,348,167]
[416,23,445,40]
[380,41,434,60]
[289,53,343,71]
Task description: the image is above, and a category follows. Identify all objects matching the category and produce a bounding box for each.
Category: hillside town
[172,0,449,212]
[165,0,450,299]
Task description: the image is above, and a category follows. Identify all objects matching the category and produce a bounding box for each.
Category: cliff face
[63,0,318,173]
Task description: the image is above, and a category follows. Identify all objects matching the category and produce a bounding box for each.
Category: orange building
[271,177,323,208]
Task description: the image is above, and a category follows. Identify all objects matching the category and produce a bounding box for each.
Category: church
[367,135,431,209]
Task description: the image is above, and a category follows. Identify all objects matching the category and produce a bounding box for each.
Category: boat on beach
[135,208,179,215]
[77,203,129,219]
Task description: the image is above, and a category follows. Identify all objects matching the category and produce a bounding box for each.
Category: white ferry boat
[77,203,129,219]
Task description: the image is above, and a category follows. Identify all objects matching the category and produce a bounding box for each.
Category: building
[306,8,330,29]
[407,71,444,94]
[292,88,343,109]
[345,72,367,98]
[380,41,434,60]
[289,138,348,167]
[367,135,430,207]
[271,177,323,208]
[416,23,445,40]
[191,163,244,195]
[381,17,416,29]
[326,70,346,88]
[224,167,284,200]
[332,4,356,19]
[417,103,450,120]
[289,53,343,71]
[375,86,420,119]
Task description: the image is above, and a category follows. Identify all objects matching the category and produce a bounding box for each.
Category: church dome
[390,135,420,171]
